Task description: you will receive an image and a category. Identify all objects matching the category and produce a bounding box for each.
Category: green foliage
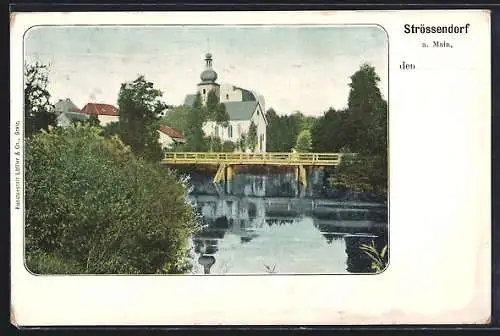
[346,63,387,154]
[117,75,166,163]
[206,136,222,152]
[24,62,57,137]
[205,90,219,118]
[265,108,302,152]
[85,114,101,127]
[164,141,186,153]
[161,105,191,134]
[214,103,229,127]
[295,129,312,153]
[330,154,387,196]
[204,136,236,152]
[25,124,198,274]
[311,108,348,152]
[311,63,388,199]
[359,241,388,273]
[222,140,236,153]
[184,93,208,151]
[100,121,121,138]
[246,121,258,152]
[205,89,229,127]
[238,134,247,152]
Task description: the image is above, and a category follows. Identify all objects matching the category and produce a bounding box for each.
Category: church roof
[223,101,259,121]
[234,87,256,102]
[183,94,263,122]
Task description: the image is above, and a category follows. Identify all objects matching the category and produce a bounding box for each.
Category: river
[181,169,388,275]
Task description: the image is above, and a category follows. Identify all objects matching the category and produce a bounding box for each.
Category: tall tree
[332,63,388,198]
[265,108,280,152]
[246,121,258,152]
[264,108,301,152]
[295,129,312,152]
[311,108,347,153]
[184,93,207,151]
[117,75,167,163]
[205,90,219,120]
[24,62,57,137]
[346,63,386,154]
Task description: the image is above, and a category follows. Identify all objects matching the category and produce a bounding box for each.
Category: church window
[215,125,219,137]
[203,89,206,94]
[226,94,229,100]
[228,125,233,138]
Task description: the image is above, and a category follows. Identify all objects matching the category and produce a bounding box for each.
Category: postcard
[10,10,491,326]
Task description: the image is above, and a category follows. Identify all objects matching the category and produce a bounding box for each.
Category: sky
[24,25,388,116]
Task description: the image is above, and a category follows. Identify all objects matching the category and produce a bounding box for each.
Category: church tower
[197,53,220,106]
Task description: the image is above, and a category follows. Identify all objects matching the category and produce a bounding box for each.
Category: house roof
[223,101,259,121]
[81,103,119,116]
[159,125,184,139]
[55,98,80,114]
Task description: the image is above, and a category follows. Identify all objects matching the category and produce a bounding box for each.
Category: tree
[265,108,280,152]
[222,140,236,153]
[205,90,219,120]
[346,63,386,154]
[24,62,57,137]
[85,114,101,127]
[100,121,121,139]
[295,129,312,152]
[246,121,258,152]
[25,124,198,274]
[311,108,347,153]
[161,105,191,134]
[184,93,207,151]
[239,134,247,152]
[332,63,388,199]
[214,103,229,127]
[117,75,167,163]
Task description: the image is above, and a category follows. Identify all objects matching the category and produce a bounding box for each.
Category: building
[54,98,81,116]
[158,125,186,150]
[56,111,90,127]
[80,103,120,126]
[183,53,268,152]
[54,98,91,127]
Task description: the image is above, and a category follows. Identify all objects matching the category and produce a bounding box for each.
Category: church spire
[205,52,213,69]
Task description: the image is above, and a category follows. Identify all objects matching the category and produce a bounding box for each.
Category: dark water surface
[182,169,388,275]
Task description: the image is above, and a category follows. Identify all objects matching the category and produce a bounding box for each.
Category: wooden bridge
[162,152,349,187]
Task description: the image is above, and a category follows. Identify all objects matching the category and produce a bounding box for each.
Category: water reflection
[181,169,388,274]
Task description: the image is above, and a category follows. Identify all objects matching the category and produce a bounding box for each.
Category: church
[183,53,268,152]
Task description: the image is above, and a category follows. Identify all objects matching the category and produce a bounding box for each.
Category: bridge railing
[163,152,348,165]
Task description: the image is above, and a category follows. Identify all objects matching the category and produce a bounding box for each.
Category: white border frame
[11,10,491,326]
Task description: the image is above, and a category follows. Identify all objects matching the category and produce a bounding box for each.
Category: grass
[264,264,278,274]
[359,240,388,273]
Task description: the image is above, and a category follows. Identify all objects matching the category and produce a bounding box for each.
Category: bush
[329,153,387,200]
[25,124,198,274]
[222,140,236,153]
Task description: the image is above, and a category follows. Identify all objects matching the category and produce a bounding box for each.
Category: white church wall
[220,84,242,103]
